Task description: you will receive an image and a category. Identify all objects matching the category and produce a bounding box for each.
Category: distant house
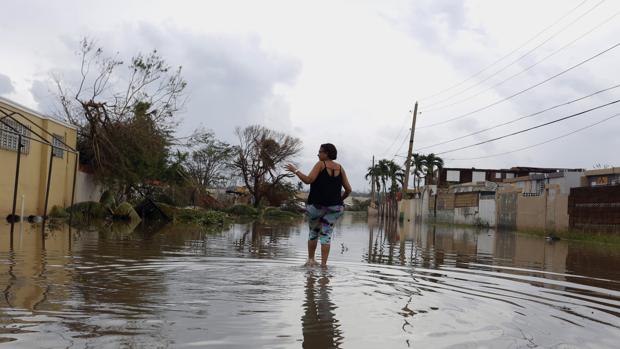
[439,166,584,187]
[502,170,585,196]
[581,167,620,187]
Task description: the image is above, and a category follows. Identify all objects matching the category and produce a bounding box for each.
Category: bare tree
[186,128,235,188]
[53,38,187,199]
[231,125,302,207]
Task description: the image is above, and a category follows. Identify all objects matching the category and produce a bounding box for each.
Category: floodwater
[1,213,619,348]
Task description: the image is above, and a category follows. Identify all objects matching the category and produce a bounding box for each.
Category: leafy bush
[49,205,69,218]
[263,207,302,220]
[99,190,117,211]
[66,201,111,220]
[346,198,370,212]
[225,204,259,217]
[175,208,228,226]
[113,202,141,221]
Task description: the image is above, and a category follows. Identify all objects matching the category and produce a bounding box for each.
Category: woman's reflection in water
[301,270,343,349]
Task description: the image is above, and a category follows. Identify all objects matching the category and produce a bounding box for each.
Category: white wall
[479,197,496,226]
[75,171,103,203]
[551,172,584,195]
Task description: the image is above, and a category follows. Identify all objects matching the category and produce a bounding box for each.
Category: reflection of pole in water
[368,224,374,263]
[301,270,342,348]
[3,248,16,308]
[399,224,406,266]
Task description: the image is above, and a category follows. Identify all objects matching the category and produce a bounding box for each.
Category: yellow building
[0,97,78,217]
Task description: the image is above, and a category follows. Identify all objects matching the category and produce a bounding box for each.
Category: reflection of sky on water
[0,214,619,348]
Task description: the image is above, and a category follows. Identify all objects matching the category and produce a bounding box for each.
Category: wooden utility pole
[370,155,376,207]
[402,101,419,194]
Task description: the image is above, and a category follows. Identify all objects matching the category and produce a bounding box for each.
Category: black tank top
[307,162,344,206]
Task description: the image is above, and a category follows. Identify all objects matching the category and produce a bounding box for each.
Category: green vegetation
[112,202,141,222]
[175,208,228,227]
[66,201,110,221]
[225,204,260,217]
[57,40,187,204]
[48,39,315,228]
[429,220,620,244]
[262,207,303,221]
[516,228,620,245]
[225,203,302,222]
[49,205,70,219]
[366,154,445,193]
[346,198,370,212]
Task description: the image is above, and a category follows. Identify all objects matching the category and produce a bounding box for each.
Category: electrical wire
[434,98,620,155]
[391,131,411,161]
[416,83,620,151]
[424,2,618,113]
[417,40,620,129]
[379,113,411,157]
[445,111,620,161]
[419,0,589,102]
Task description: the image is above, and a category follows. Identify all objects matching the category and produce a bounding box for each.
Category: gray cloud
[0,73,14,95]
[123,24,302,141]
[27,24,308,183]
[33,24,301,145]
[30,79,59,115]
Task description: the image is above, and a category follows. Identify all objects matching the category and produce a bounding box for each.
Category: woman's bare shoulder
[312,161,325,169]
[326,161,344,171]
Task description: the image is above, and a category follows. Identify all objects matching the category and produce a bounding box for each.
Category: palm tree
[365,165,382,195]
[421,153,444,185]
[411,153,425,190]
[385,160,404,193]
[376,159,392,196]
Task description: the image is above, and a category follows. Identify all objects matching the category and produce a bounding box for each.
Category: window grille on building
[0,118,30,154]
[52,134,64,158]
[522,192,542,197]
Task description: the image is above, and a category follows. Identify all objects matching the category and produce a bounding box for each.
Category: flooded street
[1,213,620,348]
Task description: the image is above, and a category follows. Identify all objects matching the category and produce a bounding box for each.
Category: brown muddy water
[1,212,619,348]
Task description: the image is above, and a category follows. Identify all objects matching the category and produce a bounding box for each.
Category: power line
[417,40,620,129]
[434,98,620,155]
[416,83,620,151]
[445,111,620,161]
[424,2,618,113]
[391,130,411,161]
[379,113,411,157]
[419,0,589,102]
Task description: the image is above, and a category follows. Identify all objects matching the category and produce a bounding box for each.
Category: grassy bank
[514,227,620,245]
[224,204,304,222]
[425,220,620,245]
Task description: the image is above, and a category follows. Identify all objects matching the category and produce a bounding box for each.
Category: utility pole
[402,101,419,194]
[370,155,376,207]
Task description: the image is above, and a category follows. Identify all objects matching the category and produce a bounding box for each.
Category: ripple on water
[0,218,619,348]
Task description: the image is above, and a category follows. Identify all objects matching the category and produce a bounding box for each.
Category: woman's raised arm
[286,161,323,184]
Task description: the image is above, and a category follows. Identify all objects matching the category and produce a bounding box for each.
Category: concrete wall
[513,184,570,231]
[516,195,546,229]
[1,99,78,216]
[454,206,478,225]
[479,197,496,227]
[497,191,518,229]
[553,172,583,195]
[75,170,103,203]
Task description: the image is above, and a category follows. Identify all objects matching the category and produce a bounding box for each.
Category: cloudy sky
[1,0,619,191]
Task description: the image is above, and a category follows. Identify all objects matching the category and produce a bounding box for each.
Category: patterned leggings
[306,204,344,245]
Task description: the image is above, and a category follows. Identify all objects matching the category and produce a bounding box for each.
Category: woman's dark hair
[320,143,337,160]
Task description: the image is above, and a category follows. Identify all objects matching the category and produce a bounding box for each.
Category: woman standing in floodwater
[286,143,352,268]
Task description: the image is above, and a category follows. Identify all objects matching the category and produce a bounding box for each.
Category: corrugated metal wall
[568,186,620,229]
[454,192,479,208]
[436,192,455,210]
